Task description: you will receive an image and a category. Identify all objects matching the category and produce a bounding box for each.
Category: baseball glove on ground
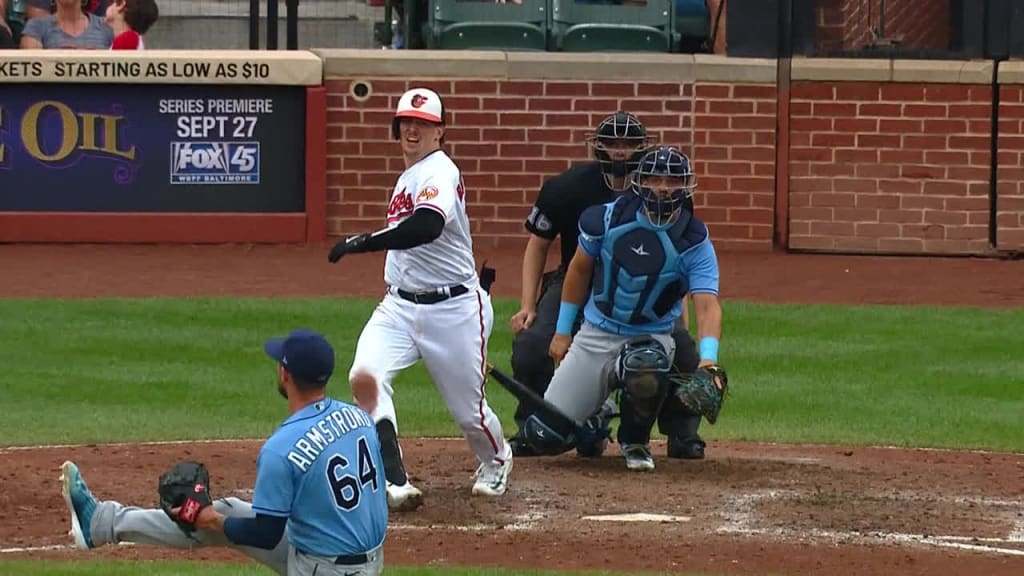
[671,365,729,424]
[158,461,213,535]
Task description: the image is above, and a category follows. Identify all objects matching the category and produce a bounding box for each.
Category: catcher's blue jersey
[253,398,387,556]
[578,195,720,336]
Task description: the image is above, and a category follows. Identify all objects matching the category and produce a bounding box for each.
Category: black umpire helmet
[587,111,652,191]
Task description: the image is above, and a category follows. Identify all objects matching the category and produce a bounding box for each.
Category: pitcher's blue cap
[263,329,335,384]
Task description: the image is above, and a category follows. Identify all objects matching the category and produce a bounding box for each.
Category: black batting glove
[328,233,371,264]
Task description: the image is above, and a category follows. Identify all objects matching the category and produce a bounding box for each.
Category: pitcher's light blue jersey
[252,397,388,556]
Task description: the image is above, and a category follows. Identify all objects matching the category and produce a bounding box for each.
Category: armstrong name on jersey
[287,406,375,473]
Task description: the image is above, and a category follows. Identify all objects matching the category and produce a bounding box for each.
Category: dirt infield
[1,244,1022,575]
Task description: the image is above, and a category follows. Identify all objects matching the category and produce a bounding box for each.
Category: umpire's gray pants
[288,545,383,576]
[90,497,289,575]
[544,322,676,423]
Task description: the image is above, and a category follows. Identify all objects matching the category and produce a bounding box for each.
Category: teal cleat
[59,461,97,549]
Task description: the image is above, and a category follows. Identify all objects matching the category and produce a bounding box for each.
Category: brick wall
[816,0,951,54]
[324,75,776,250]
[788,82,992,254]
[998,86,1024,250]
[692,83,777,248]
[318,53,1022,257]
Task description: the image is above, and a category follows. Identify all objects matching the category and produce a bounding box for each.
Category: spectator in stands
[20,0,113,48]
[105,0,156,50]
[25,0,106,20]
[1,0,23,47]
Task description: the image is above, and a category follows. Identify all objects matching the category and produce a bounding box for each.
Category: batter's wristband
[699,337,719,363]
[555,302,579,335]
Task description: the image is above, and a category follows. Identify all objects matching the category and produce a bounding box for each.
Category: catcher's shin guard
[613,336,672,446]
[522,414,575,456]
[375,419,409,485]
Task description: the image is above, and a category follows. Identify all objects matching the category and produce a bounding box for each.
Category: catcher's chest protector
[592,196,705,325]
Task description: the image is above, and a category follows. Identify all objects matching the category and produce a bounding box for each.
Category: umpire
[507,111,708,460]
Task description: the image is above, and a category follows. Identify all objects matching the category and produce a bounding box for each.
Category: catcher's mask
[391,87,446,144]
[587,111,652,192]
[631,146,697,228]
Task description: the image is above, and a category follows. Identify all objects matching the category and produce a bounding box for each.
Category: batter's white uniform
[349,149,512,468]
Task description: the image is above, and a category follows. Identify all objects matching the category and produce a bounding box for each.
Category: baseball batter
[328,87,512,510]
[508,112,707,460]
[58,329,387,576]
[517,146,725,470]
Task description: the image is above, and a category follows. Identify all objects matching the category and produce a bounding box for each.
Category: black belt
[298,549,368,565]
[331,553,369,565]
[393,284,469,304]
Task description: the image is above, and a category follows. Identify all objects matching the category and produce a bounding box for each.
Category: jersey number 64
[326,436,380,511]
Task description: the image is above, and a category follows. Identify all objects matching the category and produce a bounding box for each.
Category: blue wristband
[555,302,579,335]
[699,337,719,363]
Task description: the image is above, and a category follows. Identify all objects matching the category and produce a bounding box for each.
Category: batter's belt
[389,284,469,304]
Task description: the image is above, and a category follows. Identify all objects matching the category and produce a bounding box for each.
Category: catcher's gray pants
[544,322,676,425]
[90,497,289,575]
[288,545,383,576]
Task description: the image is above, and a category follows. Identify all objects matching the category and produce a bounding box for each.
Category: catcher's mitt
[158,461,213,534]
[670,364,729,424]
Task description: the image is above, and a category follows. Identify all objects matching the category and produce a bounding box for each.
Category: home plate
[581,513,692,523]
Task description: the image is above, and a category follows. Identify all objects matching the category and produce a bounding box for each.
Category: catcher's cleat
[60,461,97,549]
[472,458,512,497]
[667,435,706,460]
[386,481,423,512]
[620,444,655,471]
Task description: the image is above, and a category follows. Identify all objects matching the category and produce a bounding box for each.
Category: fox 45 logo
[170,142,260,184]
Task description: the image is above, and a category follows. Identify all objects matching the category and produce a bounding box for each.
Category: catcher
[59,329,387,575]
[516,145,729,470]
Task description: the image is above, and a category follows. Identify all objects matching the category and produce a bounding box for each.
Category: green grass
[0,561,695,576]
[0,297,1020,452]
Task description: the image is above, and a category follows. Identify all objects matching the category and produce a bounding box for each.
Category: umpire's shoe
[59,461,97,549]
[667,435,706,460]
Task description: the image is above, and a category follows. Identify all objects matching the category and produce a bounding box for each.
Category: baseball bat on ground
[486,362,582,434]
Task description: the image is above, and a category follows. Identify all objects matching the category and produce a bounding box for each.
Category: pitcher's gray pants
[90,497,384,575]
[90,497,289,575]
[288,546,384,576]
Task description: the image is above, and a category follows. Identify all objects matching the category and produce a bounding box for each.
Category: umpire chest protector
[585,196,706,331]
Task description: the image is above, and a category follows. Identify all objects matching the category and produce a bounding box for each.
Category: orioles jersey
[383,149,478,292]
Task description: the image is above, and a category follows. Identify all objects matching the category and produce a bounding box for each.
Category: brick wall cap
[314,49,509,79]
[792,57,992,84]
[997,61,1024,84]
[693,54,776,83]
[893,60,992,84]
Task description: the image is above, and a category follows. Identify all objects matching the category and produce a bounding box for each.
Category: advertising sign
[0,84,306,212]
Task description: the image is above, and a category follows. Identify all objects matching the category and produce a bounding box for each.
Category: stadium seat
[427,0,548,51]
[548,0,676,53]
[675,0,711,52]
